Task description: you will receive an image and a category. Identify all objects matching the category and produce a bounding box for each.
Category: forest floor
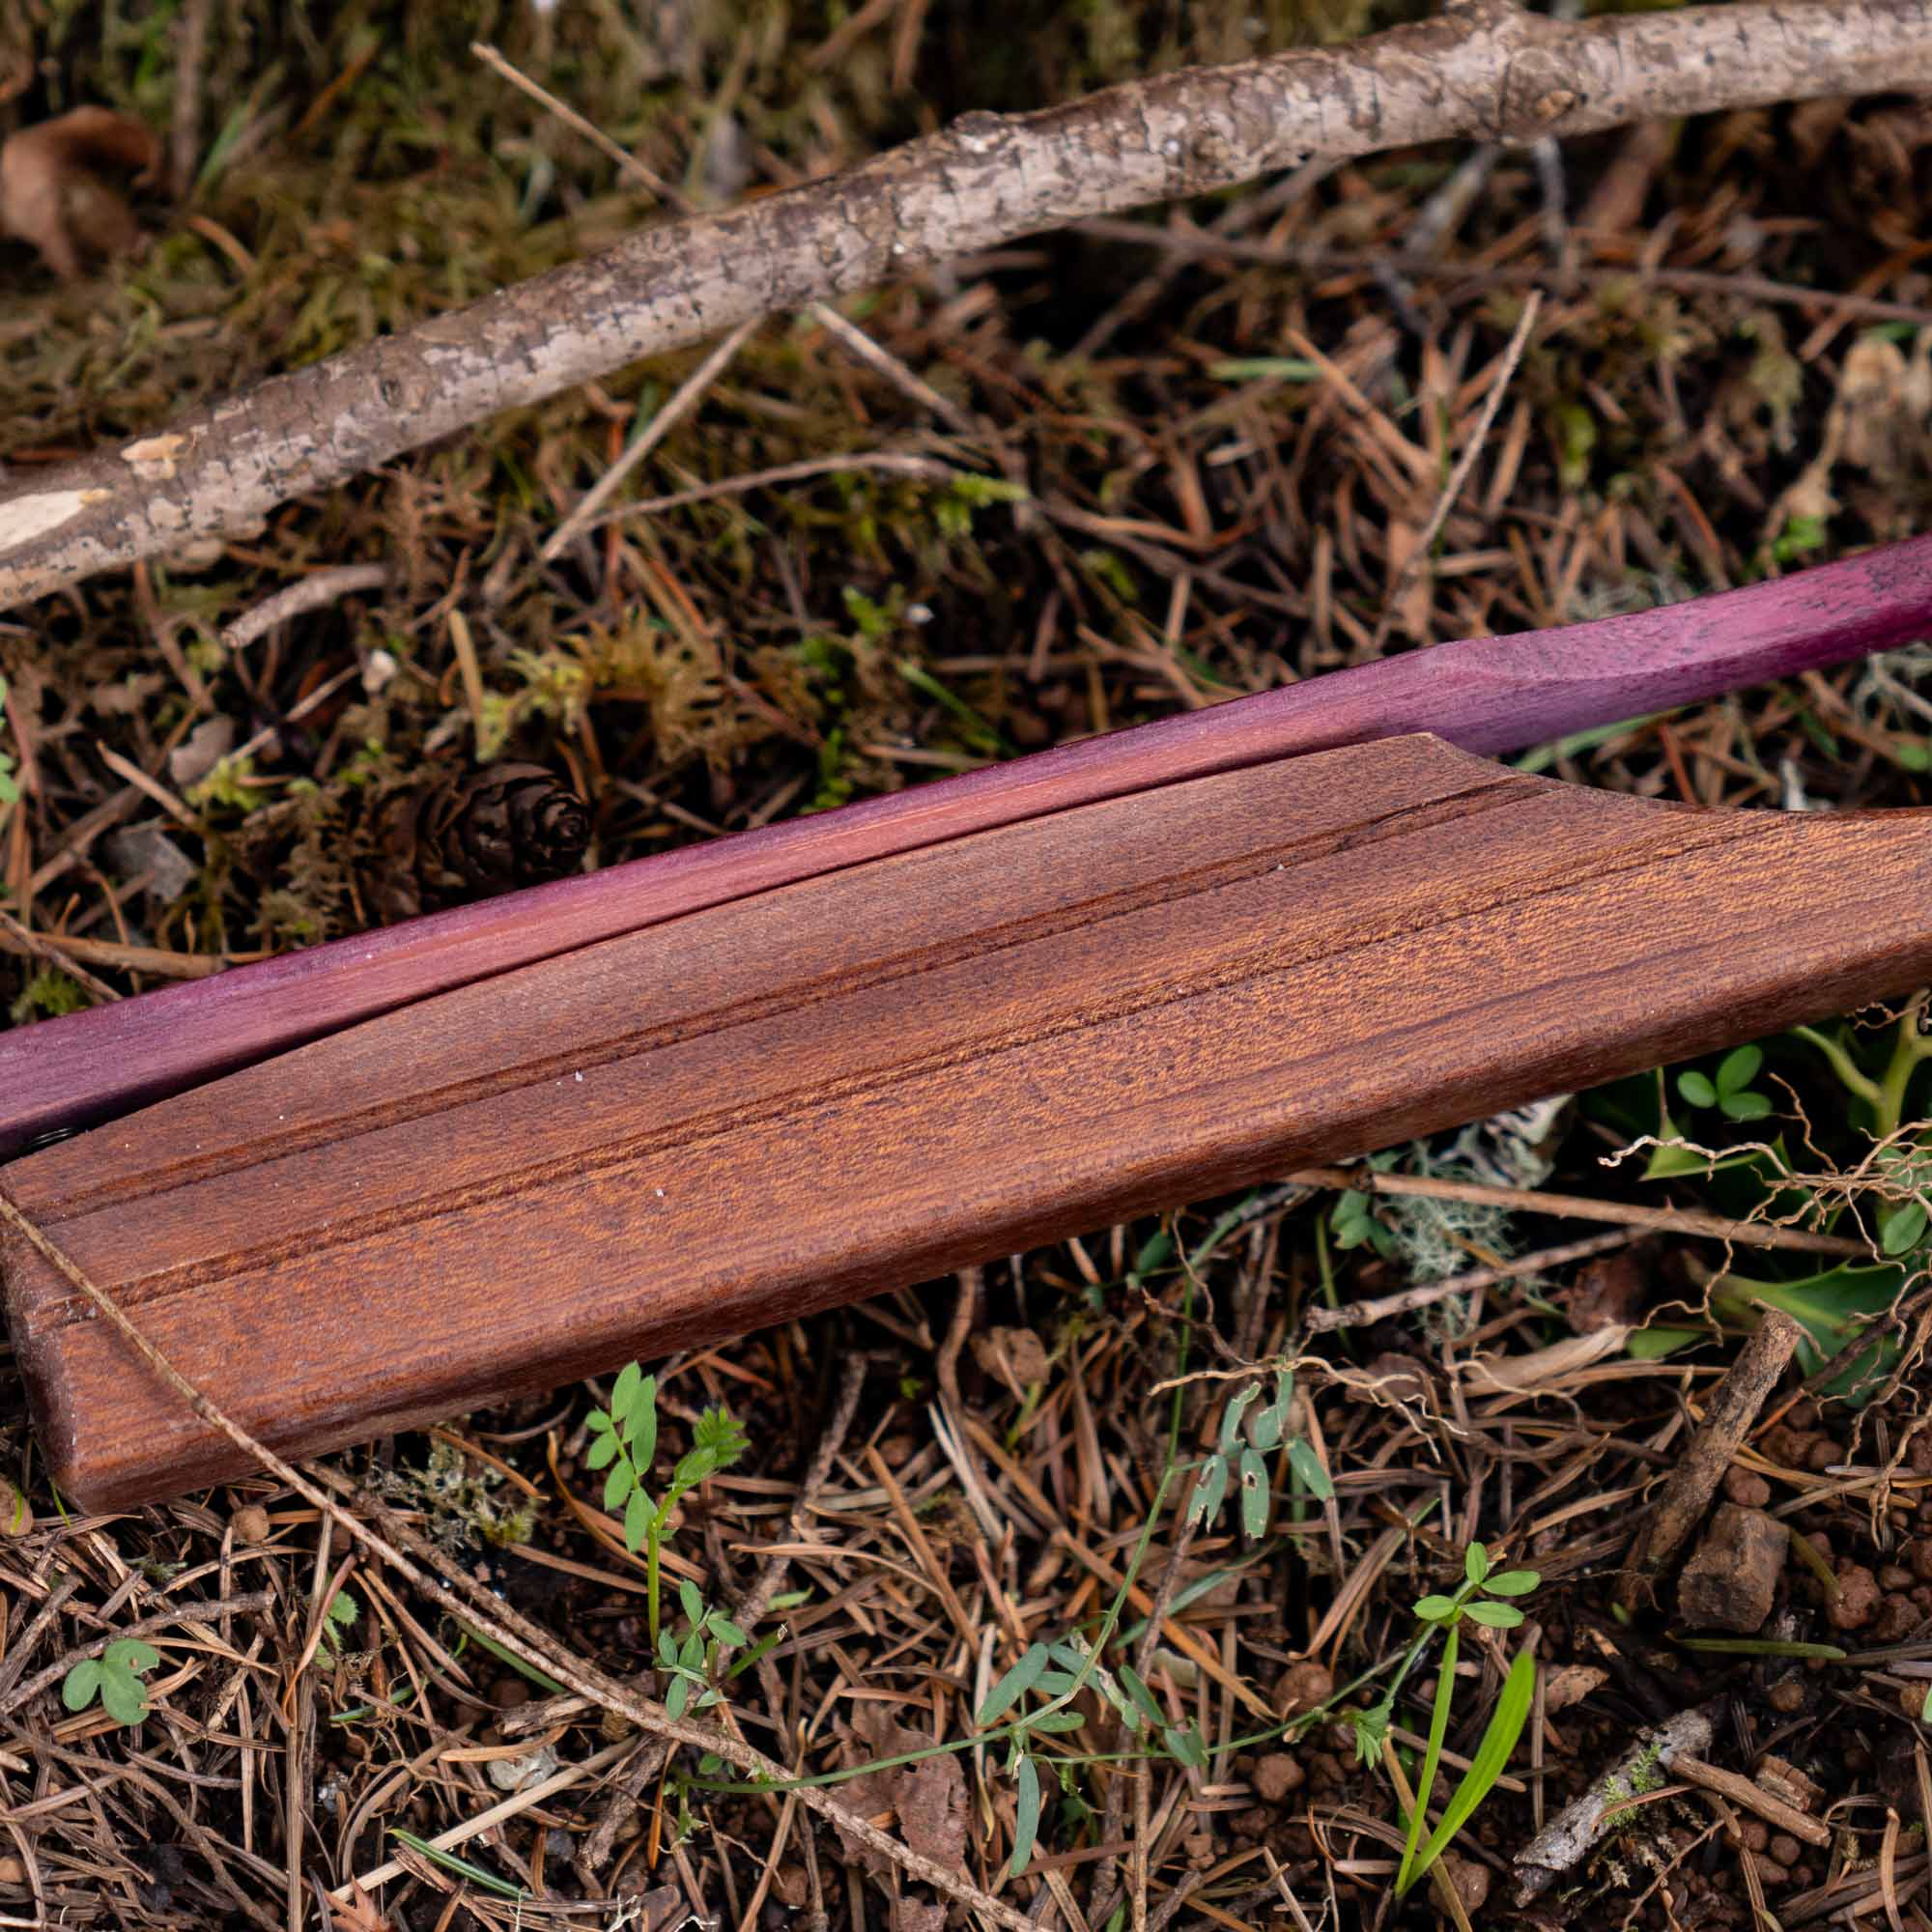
[7,2,1932,1928]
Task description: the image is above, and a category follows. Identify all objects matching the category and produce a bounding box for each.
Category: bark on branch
[5,0,1931,608]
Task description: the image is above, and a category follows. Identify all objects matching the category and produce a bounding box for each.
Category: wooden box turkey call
[8,731,1932,1509]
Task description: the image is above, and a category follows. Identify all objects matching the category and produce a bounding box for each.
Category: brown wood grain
[9,733,1932,1510]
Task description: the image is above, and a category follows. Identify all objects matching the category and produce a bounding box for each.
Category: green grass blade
[1396,1622,1458,1893]
[1399,1646,1535,1896]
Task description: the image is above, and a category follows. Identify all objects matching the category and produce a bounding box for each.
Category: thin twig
[1290,1166,1866,1256]
[586,452,964,527]
[1306,1229,1636,1331]
[219,563,392,652]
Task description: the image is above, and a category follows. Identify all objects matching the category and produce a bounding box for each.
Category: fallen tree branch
[6,0,1932,606]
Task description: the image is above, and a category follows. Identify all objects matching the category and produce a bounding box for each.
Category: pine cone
[369,761,590,923]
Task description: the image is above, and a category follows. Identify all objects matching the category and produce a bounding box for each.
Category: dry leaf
[327,1882,395,1932]
[0,106,160,281]
[1542,1663,1608,1716]
[830,1711,968,1878]
[970,1324,1051,1387]
[1461,1325,1631,1395]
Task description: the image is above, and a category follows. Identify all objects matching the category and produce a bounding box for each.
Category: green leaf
[1010,1755,1041,1878]
[586,1410,613,1435]
[1464,1543,1490,1586]
[99,1668,148,1726]
[1397,1621,1458,1893]
[1118,1665,1164,1729]
[623,1487,651,1552]
[1884,1203,1929,1255]
[1921,1685,1932,1725]
[1399,1648,1536,1895]
[603,1463,631,1514]
[585,1432,619,1470]
[1482,1571,1540,1598]
[327,1593,357,1632]
[1710,1262,1907,1399]
[1722,1092,1773,1122]
[1237,1447,1269,1542]
[980,1643,1051,1726]
[611,1361,642,1426]
[1463,1601,1524,1629]
[679,1632,705,1672]
[1250,1371,1290,1451]
[1219,1385,1261,1455]
[1186,1454,1230,1529]
[105,1638,160,1673]
[709,1616,747,1651]
[1034,1671,1079,1696]
[666,1674,692,1719]
[1717,1045,1763,1097]
[632,1376,659,1467]
[1029,1710,1088,1734]
[1286,1436,1334,1503]
[1677,1070,1718,1109]
[679,1578,705,1627]
[1165,1724,1208,1770]
[698,1753,724,1776]
[386,1831,526,1900]
[1413,1595,1459,1623]
[62,1660,101,1711]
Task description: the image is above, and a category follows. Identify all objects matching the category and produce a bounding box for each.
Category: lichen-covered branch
[5,0,1932,607]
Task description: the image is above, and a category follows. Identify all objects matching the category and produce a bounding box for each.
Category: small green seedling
[1330,1187,1399,1260]
[657,1577,749,1719]
[1677,1044,1774,1122]
[0,675,16,808]
[1394,1543,1540,1896]
[585,1363,749,1647]
[1185,1369,1333,1543]
[63,1638,161,1726]
[318,1589,358,1663]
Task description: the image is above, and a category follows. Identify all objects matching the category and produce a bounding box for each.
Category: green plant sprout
[0,675,17,808]
[1676,1044,1774,1122]
[585,1363,748,1648]
[63,1638,161,1726]
[657,1576,749,1719]
[1393,1543,1539,1895]
[317,1589,358,1664]
[1184,1369,1333,1543]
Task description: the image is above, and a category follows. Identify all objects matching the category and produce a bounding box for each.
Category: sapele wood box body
[8,732,1932,1509]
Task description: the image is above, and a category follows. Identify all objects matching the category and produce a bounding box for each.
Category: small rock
[1678,1504,1788,1633]
[1253,1753,1304,1803]
[487,1742,559,1793]
[1567,1247,1650,1331]
[1908,1538,1932,1582]
[1882,1564,1916,1591]
[1739,1819,1769,1852]
[1274,1660,1334,1716]
[1438,1853,1491,1918]
[1768,1833,1803,1867]
[168,715,235,789]
[1723,1467,1773,1509]
[1827,1563,1882,1632]
[1767,1675,1807,1715]
[0,1855,23,1885]
[230,1503,271,1546]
